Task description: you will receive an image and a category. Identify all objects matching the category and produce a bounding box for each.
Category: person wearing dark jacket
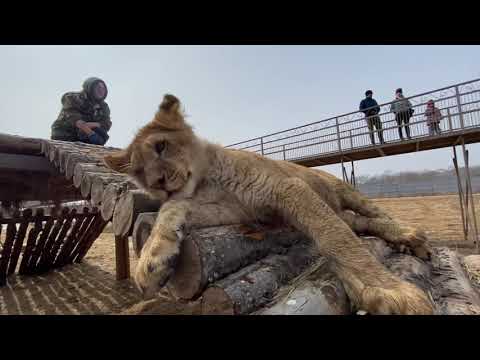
[51,77,111,145]
[359,90,385,145]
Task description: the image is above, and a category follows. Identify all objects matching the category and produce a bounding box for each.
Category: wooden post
[461,139,479,251]
[115,235,130,280]
[453,146,468,241]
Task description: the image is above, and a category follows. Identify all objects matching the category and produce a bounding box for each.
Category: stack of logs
[131,213,480,315]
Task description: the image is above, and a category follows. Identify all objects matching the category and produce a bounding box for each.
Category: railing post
[335,117,342,152]
[282,145,286,160]
[455,85,465,129]
[260,137,264,155]
[349,130,353,150]
[447,108,453,131]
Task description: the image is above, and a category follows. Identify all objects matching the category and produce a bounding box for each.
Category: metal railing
[226,78,480,163]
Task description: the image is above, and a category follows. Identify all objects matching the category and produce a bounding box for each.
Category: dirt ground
[1,194,479,315]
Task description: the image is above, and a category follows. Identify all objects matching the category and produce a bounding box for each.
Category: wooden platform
[0,133,142,282]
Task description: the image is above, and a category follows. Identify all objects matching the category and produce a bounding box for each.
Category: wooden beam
[115,235,130,280]
[0,133,43,156]
[0,170,82,202]
[0,153,57,174]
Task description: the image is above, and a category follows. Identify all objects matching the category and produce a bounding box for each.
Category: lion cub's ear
[153,94,186,130]
[104,150,131,174]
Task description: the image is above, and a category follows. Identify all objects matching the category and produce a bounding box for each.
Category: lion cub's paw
[394,227,432,261]
[360,281,434,315]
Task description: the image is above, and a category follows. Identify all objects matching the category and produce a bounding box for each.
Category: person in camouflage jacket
[51,77,112,145]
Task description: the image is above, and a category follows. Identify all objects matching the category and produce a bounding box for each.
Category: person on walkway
[390,88,413,140]
[51,77,111,145]
[359,90,385,145]
[424,99,442,136]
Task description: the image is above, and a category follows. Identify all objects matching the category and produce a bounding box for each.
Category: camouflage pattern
[51,78,111,142]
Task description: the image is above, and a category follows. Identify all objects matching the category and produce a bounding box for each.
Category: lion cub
[104,94,434,315]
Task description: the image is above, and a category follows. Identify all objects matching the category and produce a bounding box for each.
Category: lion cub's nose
[150,175,165,190]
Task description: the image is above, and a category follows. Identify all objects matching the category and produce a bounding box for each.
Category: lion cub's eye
[155,141,166,156]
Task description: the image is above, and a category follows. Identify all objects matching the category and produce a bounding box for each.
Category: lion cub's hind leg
[271,177,434,314]
[339,211,432,260]
[338,186,431,260]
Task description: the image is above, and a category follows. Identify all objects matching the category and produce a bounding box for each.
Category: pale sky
[1,45,479,178]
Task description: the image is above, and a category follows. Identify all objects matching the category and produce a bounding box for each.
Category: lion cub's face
[104,94,197,200]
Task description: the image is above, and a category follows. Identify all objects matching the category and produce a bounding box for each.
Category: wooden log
[131,215,308,300]
[79,172,103,198]
[73,163,113,188]
[0,133,43,156]
[7,208,33,275]
[112,190,163,237]
[18,209,44,274]
[462,255,480,289]
[200,244,315,315]
[90,175,130,206]
[431,247,480,315]
[200,235,434,315]
[101,182,135,221]
[256,271,350,315]
[65,154,99,180]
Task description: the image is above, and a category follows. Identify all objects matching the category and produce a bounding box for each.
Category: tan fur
[104,94,434,315]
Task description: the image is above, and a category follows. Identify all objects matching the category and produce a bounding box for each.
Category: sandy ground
[1,194,479,315]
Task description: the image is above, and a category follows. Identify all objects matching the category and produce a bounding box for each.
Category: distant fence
[358,175,480,198]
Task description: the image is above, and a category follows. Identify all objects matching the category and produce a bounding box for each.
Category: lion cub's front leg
[134,200,189,299]
[135,198,255,299]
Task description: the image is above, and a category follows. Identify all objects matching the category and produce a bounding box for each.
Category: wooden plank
[25,217,55,274]
[35,208,70,273]
[18,209,45,274]
[115,235,130,280]
[0,212,19,285]
[54,208,90,267]
[7,208,33,275]
[53,210,89,267]
[73,215,108,263]
[46,209,77,269]
[65,212,98,263]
